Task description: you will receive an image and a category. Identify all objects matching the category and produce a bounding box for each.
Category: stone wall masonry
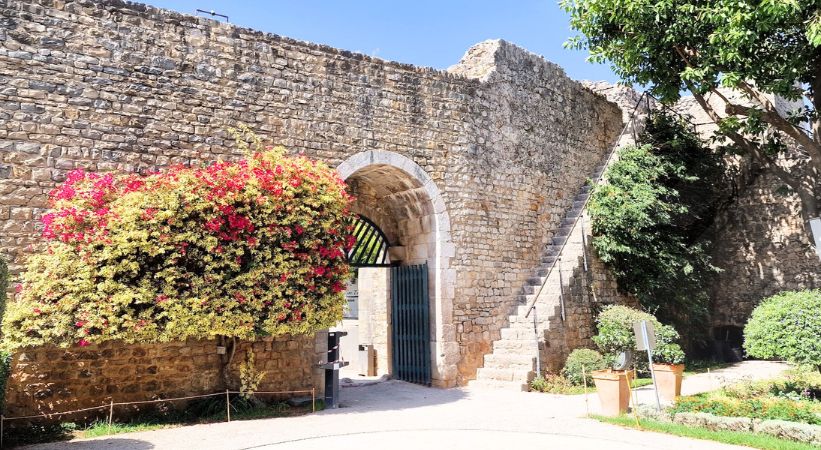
[675,91,821,329]
[0,0,624,403]
[5,334,324,422]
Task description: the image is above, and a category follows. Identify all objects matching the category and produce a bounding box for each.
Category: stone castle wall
[5,335,322,422]
[0,0,624,411]
[675,94,821,331]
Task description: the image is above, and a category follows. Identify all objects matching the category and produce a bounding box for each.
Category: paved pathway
[21,361,787,450]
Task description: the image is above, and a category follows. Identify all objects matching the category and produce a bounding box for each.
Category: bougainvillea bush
[2,145,355,351]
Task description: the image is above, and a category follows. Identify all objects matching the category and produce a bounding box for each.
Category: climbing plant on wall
[588,112,726,345]
[2,130,356,387]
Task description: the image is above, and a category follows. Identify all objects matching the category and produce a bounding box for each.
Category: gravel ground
[20,361,788,450]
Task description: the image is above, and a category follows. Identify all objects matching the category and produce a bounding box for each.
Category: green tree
[563,0,821,228]
[589,112,724,339]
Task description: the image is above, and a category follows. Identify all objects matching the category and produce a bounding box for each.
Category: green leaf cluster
[562,348,606,385]
[592,305,685,368]
[589,112,725,339]
[2,145,355,351]
[744,290,821,372]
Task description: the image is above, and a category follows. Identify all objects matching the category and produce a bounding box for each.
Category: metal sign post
[634,320,661,410]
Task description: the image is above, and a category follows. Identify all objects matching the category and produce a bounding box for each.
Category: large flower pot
[653,363,684,401]
[591,369,633,416]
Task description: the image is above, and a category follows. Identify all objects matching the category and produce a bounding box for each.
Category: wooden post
[108,399,114,432]
[582,365,589,417]
[225,390,231,422]
[311,387,316,413]
[1,415,5,449]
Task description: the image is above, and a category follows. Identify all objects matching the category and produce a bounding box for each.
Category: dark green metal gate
[391,264,431,386]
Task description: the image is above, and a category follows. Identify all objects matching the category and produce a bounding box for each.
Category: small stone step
[560,217,576,227]
[520,285,535,295]
[555,226,573,237]
[469,379,529,392]
[475,367,535,383]
[579,185,592,194]
[501,327,532,340]
[483,353,536,370]
[526,276,545,286]
[572,199,586,209]
[543,245,560,257]
[492,339,534,351]
[550,236,565,246]
[574,192,589,203]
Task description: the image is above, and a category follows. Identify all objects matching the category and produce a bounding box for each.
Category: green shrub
[744,290,821,373]
[530,374,574,394]
[672,394,821,425]
[562,348,606,385]
[592,305,686,369]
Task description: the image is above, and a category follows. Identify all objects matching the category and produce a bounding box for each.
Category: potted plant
[591,367,633,416]
[591,306,654,416]
[652,324,686,401]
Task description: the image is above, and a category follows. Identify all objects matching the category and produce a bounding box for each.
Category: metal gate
[390,264,431,386]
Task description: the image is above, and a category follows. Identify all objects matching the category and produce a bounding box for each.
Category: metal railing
[525,91,651,321]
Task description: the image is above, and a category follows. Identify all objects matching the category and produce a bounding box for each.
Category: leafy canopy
[563,0,821,222]
[744,290,821,372]
[562,0,819,103]
[2,144,355,351]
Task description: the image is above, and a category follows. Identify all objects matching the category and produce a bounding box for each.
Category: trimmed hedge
[744,290,821,372]
[562,348,606,385]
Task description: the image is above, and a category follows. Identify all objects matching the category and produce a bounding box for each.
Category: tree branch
[736,81,821,161]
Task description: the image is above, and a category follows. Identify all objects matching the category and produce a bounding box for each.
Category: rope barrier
[0,388,316,422]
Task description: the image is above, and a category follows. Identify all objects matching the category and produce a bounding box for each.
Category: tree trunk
[218,335,238,391]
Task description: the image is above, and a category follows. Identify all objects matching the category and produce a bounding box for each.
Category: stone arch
[337,150,456,387]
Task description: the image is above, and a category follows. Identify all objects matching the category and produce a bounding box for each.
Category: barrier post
[311,387,315,413]
[108,399,114,432]
[225,390,231,422]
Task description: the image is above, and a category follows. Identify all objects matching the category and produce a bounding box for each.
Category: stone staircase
[470,89,652,391]
[469,167,604,390]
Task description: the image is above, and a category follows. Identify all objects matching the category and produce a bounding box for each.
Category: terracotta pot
[653,363,684,401]
[591,369,633,416]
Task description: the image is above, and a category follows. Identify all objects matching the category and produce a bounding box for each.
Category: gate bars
[390,264,431,386]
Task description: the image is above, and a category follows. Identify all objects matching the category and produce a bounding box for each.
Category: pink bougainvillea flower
[78,339,90,347]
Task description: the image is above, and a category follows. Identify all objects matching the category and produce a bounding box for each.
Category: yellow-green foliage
[3,145,355,350]
[239,349,266,399]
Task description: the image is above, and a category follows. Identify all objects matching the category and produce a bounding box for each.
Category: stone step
[492,339,535,352]
[574,192,589,203]
[501,327,537,340]
[469,379,530,392]
[514,294,536,304]
[540,255,557,265]
[475,367,535,383]
[580,184,592,194]
[572,199,586,209]
[526,276,545,286]
[483,353,537,370]
[555,225,573,237]
[550,236,566,246]
[560,217,577,227]
[543,245,560,257]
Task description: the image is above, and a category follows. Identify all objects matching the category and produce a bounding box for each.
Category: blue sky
[142,0,618,83]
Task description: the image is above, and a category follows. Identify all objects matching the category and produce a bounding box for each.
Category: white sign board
[343,277,359,319]
[810,217,821,260]
[633,320,656,351]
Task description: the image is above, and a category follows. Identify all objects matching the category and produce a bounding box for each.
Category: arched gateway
[335,151,457,387]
